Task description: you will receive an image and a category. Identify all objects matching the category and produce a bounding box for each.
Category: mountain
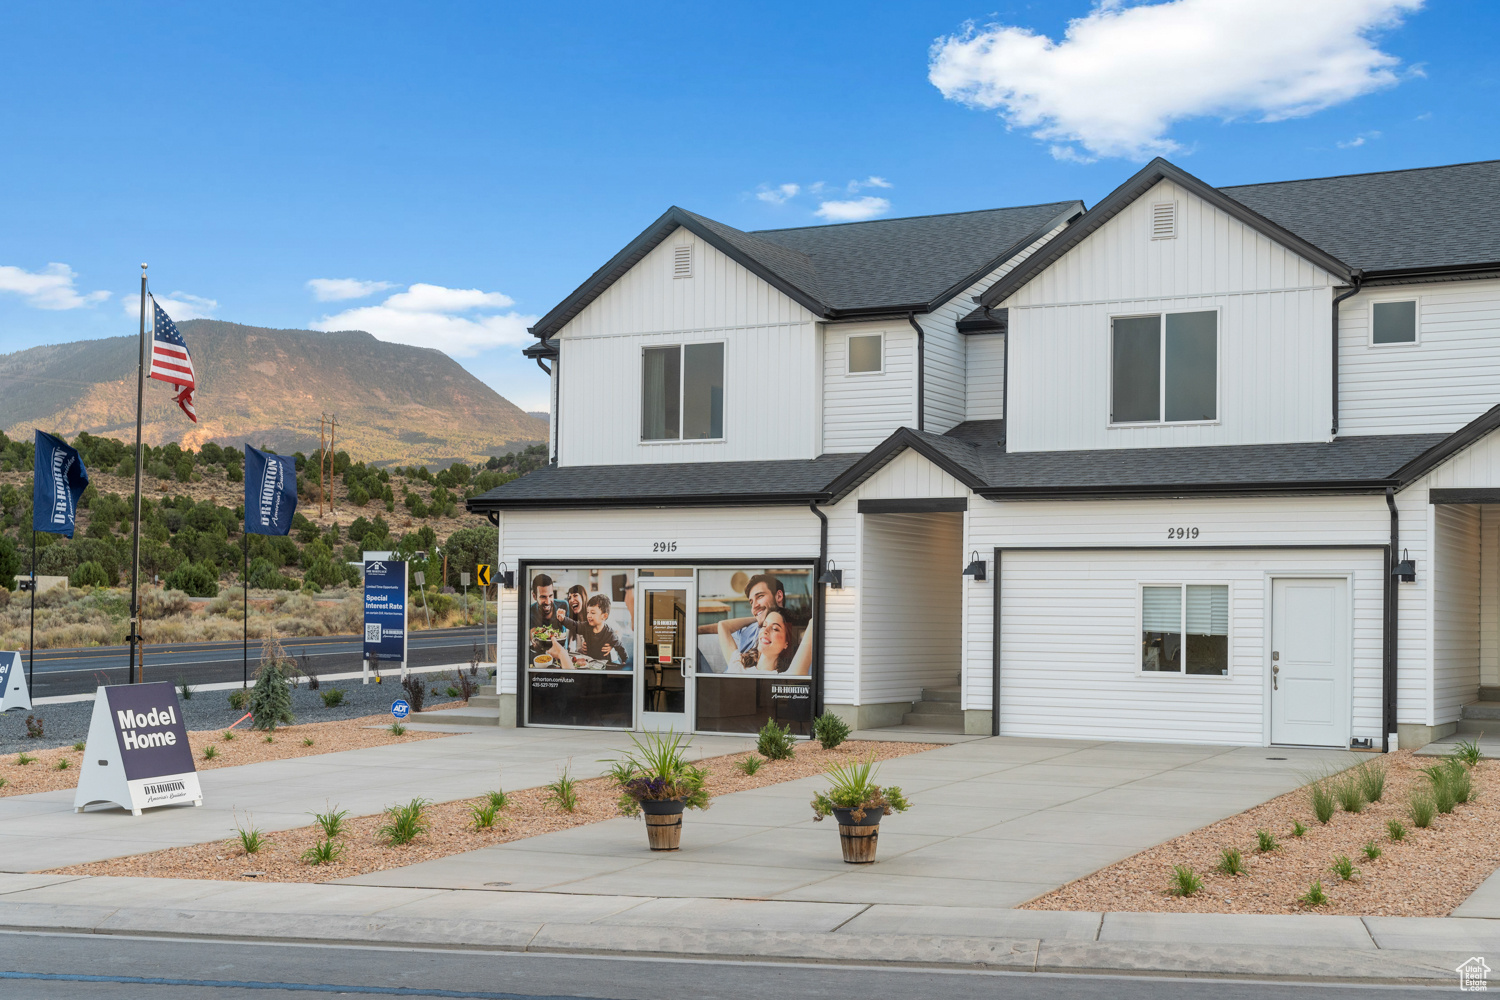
[0,320,548,466]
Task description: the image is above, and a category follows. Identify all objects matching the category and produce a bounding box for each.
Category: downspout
[1330,270,1364,439]
[907,313,925,432]
[536,337,559,465]
[1384,487,1399,753]
[809,500,829,719]
[984,305,1007,451]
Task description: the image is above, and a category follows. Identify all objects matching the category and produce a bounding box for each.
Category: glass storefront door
[637,579,694,732]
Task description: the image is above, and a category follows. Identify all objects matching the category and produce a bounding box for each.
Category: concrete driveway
[343,736,1361,907]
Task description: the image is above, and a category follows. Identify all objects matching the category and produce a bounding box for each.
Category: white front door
[1270,578,1350,748]
[637,579,695,732]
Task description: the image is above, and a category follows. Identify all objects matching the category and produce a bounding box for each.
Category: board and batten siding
[554,227,820,466]
[1339,278,1500,437]
[1483,506,1499,690]
[1432,503,1480,723]
[858,512,963,705]
[995,548,1384,746]
[1000,178,1339,453]
[965,335,1005,421]
[822,321,915,453]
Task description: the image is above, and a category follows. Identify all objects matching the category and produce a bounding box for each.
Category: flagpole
[243,529,249,690]
[127,265,147,685]
[27,530,35,695]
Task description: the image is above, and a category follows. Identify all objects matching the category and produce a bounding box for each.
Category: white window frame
[1108,307,1222,428]
[845,332,884,376]
[640,339,727,445]
[1137,581,1233,679]
[1366,296,1420,349]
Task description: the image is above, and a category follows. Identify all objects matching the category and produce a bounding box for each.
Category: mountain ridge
[0,320,547,467]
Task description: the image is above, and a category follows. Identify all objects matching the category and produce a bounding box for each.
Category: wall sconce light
[817,560,843,589]
[962,551,987,581]
[1392,549,1415,583]
[497,562,515,589]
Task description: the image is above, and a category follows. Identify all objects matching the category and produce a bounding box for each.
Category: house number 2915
[1167,527,1200,539]
[653,541,678,552]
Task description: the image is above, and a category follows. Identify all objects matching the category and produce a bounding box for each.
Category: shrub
[1307,778,1336,823]
[1362,840,1382,861]
[810,754,911,822]
[54,758,69,771]
[71,741,84,751]
[1299,880,1329,907]
[250,662,294,731]
[236,821,267,855]
[1256,829,1279,853]
[756,718,795,760]
[1355,761,1387,803]
[313,807,349,839]
[1168,865,1202,897]
[24,715,42,739]
[469,801,499,829]
[1422,762,1460,814]
[1216,848,1246,876]
[70,561,110,588]
[400,674,426,714]
[813,711,851,751]
[1333,774,1366,814]
[737,756,763,776]
[1386,819,1407,841]
[321,688,345,707]
[1452,738,1484,768]
[178,677,193,701]
[222,731,236,741]
[16,753,34,765]
[546,768,579,813]
[301,839,344,866]
[228,689,249,711]
[1331,854,1359,882]
[452,667,478,701]
[164,560,219,597]
[379,798,430,845]
[203,745,218,760]
[1408,791,1436,828]
[389,721,407,736]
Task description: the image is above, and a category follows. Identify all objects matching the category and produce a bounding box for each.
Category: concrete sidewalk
[0,873,1490,983]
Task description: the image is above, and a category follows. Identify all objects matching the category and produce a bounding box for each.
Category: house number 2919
[1167,527,1200,539]
[653,541,678,552]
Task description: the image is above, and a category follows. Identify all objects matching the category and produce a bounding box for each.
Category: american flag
[149,298,197,422]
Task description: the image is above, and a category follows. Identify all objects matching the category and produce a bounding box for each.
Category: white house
[469,158,1500,751]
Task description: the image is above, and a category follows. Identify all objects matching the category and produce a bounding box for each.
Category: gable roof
[980,158,1354,308]
[1222,159,1500,280]
[527,201,1083,341]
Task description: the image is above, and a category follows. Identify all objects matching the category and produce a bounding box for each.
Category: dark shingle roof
[1222,160,1500,276]
[467,453,863,509]
[747,203,1082,311]
[528,202,1082,339]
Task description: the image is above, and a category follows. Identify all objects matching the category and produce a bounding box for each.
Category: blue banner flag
[32,430,89,538]
[244,445,297,536]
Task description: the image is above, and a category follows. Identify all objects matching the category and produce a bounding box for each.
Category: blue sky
[1,0,1493,415]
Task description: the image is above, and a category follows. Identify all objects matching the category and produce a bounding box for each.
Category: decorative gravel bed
[1023,750,1499,917]
[46,739,939,883]
[0,677,460,754]
[0,710,458,798]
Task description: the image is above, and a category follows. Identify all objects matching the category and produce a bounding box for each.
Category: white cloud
[306,277,396,301]
[814,196,892,222]
[1337,130,1383,148]
[312,282,534,357]
[756,183,801,205]
[127,291,217,320]
[0,263,109,310]
[847,176,893,192]
[929,0,1424,160]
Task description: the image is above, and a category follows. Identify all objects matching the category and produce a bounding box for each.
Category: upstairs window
[1142,584,1229,676]
[847,333,883,374]
[1111,311,1217,424]
[641,343,724,441]
[1371,299,1417,345]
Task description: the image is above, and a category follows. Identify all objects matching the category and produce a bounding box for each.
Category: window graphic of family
[529,574,634,671]
[697,573,813,676]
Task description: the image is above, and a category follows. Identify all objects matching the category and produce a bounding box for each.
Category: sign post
[476,564,491,663]
[460,571,471,627]
[363,559,407,686]
[75,681,201,816]
[0,650,32,712]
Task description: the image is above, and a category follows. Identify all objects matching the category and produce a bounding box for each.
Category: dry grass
[1023,750,1499,916]
[0,711,457,798]
[46,739,939,883]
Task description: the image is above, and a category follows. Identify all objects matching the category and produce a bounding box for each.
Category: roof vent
[1151,202,1177,241]
[672,244,693,279]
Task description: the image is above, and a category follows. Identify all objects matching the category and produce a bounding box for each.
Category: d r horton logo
[117,706,181,750]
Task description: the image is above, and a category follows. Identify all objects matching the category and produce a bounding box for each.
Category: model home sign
[75,681,202,816]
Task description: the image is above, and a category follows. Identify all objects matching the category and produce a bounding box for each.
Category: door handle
[1272,664,1279,691]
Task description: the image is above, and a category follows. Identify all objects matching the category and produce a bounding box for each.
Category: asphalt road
[20,625,496,698]
[0,932,1448,999]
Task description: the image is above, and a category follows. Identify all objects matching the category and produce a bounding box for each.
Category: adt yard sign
[363,559,408,670]
[0,650,31,712]
[391,699,411,720]
[75,681,202,816]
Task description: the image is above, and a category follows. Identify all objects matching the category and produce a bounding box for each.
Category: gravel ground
[0,677,459,754]
[1023,749,1499,917]
[48,740,939,883]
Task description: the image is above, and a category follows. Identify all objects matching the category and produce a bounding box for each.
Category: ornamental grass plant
[602,731,710,817]
[810,754,911,823]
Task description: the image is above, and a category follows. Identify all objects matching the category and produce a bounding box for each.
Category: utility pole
[327,414,336,513]
[317,415,327,518]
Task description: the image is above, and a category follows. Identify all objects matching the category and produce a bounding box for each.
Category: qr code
[365,623,382,643]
